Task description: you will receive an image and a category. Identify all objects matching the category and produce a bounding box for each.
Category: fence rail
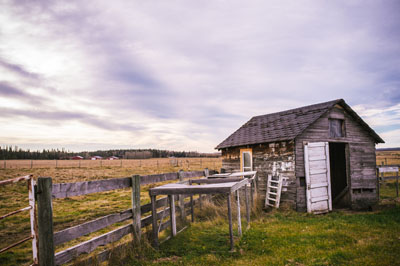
[33,169,216,265]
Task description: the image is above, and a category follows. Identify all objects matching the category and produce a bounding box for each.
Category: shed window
[240,148,252,172]
[329,119,344,138]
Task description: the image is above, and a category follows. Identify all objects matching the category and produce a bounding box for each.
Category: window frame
[329,118,345,138]
[240,148,253,172]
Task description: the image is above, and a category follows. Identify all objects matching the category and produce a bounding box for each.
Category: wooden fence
[35,169,215,265]
[0,157,221,170]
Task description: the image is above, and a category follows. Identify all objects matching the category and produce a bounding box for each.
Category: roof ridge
[252,99,342,119]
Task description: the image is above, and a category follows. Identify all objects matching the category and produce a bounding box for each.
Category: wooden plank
[131,175,141,246]
[236,190,242,237]
[229,178,249,193]
[37,177,55,266]
[227,193,234,251]
[245,184,250,227]
[52,177,131,198]
[140,172,178,185]
[54,224,132,265]
[28,178,38,265]
[378,167,399,173]
[178,170,186,224]
[180,171,204,179]
[150,195,159,248]
[54,209,132,246]
[191,178,243,184]
[169,195,176,237]
[0,175,31,186]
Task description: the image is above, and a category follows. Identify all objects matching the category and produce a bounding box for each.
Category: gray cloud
[0,58,41,80]
[0,81,45,104]
[0,107,143,132]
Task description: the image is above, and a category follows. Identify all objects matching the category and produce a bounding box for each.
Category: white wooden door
[304,142,332,214]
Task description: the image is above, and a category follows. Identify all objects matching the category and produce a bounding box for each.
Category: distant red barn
[107,156,119,160]
[90,156,103,160]
[71,156,83,160]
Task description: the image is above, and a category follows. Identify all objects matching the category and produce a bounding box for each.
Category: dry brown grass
[0,157,221,171]
[376,150,400,165]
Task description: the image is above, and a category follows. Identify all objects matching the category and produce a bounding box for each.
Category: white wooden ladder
[265,175,283,208]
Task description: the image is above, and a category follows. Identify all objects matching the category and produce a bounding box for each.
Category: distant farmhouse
[216,99,384,213]
[90,156,103,160]
[107,156,119,160]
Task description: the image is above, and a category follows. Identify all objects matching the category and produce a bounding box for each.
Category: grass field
[376,150,400,166]
[0,156,399,265]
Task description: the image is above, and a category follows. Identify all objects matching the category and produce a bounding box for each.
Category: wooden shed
[216,99,384,213]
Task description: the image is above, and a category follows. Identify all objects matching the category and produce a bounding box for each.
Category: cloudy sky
[0,1,399,152]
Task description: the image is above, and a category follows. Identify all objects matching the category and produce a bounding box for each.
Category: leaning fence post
[131,175,141,245]
[189,179,194,222]
[178,170,186,223]
[37,177,55,266]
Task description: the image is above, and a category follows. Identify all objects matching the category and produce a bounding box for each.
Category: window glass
[330,119,343,137]
[243,152,252,171]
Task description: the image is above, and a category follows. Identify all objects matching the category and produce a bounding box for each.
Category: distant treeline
[0,146,220,160]
[376,147,400,152]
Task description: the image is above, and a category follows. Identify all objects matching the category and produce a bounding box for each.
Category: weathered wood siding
[222,141,296,208]
[295,105,378,211]
[221,147,241,173]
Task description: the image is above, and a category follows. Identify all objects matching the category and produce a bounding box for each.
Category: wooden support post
[131,175,141,245]
[245,184,250,228]
[189,180,194,222]
[100,160,102,167]
[150,194,159,248]
[169,195,177,237]
[376,168,380,201]
[227,193,234,251]
[120,160,122,167]
[236,190,242,237]
[199,194,202,209]
[250,180,254,207]
[55,160,57,168]
[30,160,33,169]
[37,177,55,266]
[204,168,209,178]
[3,160,5,169]
[396,171,399,198]
[178,170,186,223]
[79,160,81,168]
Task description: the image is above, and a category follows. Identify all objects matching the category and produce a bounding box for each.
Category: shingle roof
[215,99,384,149]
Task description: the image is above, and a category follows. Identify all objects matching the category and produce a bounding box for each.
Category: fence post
[396,171,399,198]
[55,160,57,168]
[178,170,186,224]
[31,160,33,169]
[131,175,141,246]
[37,177,55,266]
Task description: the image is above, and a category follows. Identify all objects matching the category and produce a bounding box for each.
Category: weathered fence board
[53,209,133,246]
[55,224,133,265]
[52,177,131,198]
[140,172,178,185]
